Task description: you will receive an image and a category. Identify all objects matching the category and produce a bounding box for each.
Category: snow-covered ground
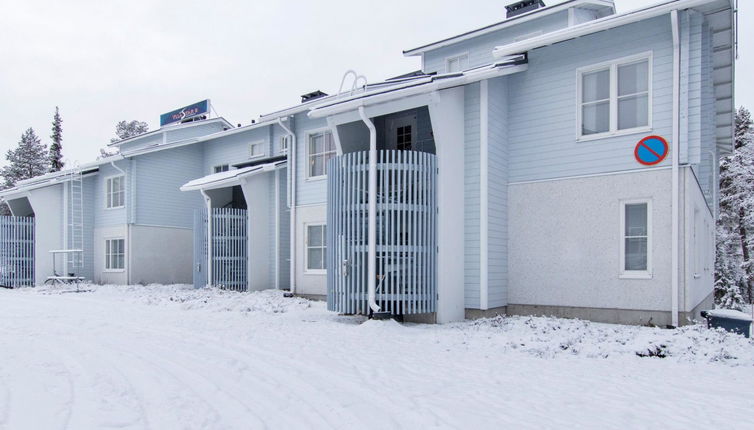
[0,285,752,429]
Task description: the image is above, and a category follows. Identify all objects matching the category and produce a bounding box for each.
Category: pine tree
[1,128,49,188]
[49,106,64,172]
[716,106,754,306]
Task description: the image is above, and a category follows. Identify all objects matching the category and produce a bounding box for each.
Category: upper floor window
[105,175,125,209]
[308,131,336,179]
[578,54,651,139]
[213,164,229,174]
[279,135,289,154]
[446,53,468,73]
[249,141,266,159]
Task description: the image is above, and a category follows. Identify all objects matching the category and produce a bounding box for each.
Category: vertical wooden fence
[327,150,437,315]
[0,216,35,288]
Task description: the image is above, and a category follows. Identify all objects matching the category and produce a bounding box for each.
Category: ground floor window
[620,200,651,278]
[105,238,125,271]
[306,224,326,272]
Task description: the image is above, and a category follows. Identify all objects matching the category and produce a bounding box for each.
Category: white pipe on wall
[200,189,212,287]
[358,106,381,313]
[671,9,681,328]
[277,117,297,294]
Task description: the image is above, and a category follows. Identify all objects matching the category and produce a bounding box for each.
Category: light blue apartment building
[0,0,736,327]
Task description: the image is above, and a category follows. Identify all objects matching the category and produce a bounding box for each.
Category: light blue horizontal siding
[203,127,272,174]
[423,10,568,74]
[133,144,204,228]
[166,121,226,143]
[294,114,330,206]
[82,176,95,280]
[487,77,508,309]
[94,162,128,227]
[464,82,480,309]
[507,15,675,183]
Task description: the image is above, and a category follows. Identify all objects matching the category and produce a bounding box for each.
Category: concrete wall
[508,169,673,317]
[129,225,193,284]
[295,204,327,296]
[27,185,63,285]
[93,225,127,285]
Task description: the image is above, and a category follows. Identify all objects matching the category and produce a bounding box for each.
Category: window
[249,141,266,158]
[308,131,336,178]
[306,224,326,272]
[105,238,125,271]
[214,164,229,174]
[105,176,125,209]
[579,54,651,138]
[279,135,289,154]
[446,54,469,73]
[620,200,651,278]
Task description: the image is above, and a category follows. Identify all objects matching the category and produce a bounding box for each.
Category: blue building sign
[160,100,210,126]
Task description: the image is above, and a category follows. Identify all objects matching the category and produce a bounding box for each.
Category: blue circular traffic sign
[634,136,668,166]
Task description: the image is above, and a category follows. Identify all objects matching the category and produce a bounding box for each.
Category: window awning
[180,160,286,192]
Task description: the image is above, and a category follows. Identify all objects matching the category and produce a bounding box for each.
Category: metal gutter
[358,106,381,314]
[309,61,527,119]
[671,9,681,328]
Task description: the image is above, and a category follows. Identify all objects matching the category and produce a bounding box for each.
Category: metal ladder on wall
[68,167,84,271]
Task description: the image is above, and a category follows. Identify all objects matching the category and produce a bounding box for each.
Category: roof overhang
[402,0,615,57]
[492,0,735,154]
[308,56,528,119]
[180,160,287,192]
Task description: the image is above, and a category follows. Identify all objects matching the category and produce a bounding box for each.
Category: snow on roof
[108,117,233,147]
[402,0,615,56]
[180,160,287,192]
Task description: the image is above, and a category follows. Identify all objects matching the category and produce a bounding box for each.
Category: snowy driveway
[0,286,752,429]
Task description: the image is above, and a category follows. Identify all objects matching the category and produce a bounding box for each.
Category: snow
[1,284,753,429]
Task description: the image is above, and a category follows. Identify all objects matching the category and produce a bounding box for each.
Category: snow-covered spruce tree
[98,120,149,159]
[110,120,148,143]
[716,106,754,306]
[1,128,49,188]
[715,228,746,310]
[49,106,64,172]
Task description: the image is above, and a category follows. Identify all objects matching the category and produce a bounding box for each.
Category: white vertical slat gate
[194,208,248,291]
[327,150,437,315]
[0,216,35,288]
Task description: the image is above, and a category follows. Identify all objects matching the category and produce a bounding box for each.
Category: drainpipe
[110,160,130,284]
[200,189,212,287]
[358,106,381,313]
[277,117,297,294]
[670,9,680,328]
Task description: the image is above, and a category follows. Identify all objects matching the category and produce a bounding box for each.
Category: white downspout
[200,189,212,287]
[277,117,297,294]
[358,106,381,313]
[110,160,130,284]
[274,168,280,290]
[671,9,680,327]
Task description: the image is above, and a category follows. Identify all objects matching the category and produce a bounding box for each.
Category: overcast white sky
[0,0,749,166]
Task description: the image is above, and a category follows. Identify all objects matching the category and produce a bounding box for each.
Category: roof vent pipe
[505,0,545,18]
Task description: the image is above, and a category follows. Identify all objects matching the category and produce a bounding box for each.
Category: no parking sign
[634,136,669,166]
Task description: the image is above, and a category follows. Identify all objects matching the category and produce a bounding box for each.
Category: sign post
[634,135,669,166]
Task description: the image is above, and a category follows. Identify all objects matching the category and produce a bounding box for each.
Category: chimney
[505,0,545,19]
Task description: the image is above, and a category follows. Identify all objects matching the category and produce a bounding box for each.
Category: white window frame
[104,175,125,210]
[577,52,653,142]
[104,237,126,272]
[279,135,289,154]
[304,222,326,274]
[249,140,266,159]
[619,199,652,279]
[213,164,230,174]
[306,128,336,181]
[445,52,469,73]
